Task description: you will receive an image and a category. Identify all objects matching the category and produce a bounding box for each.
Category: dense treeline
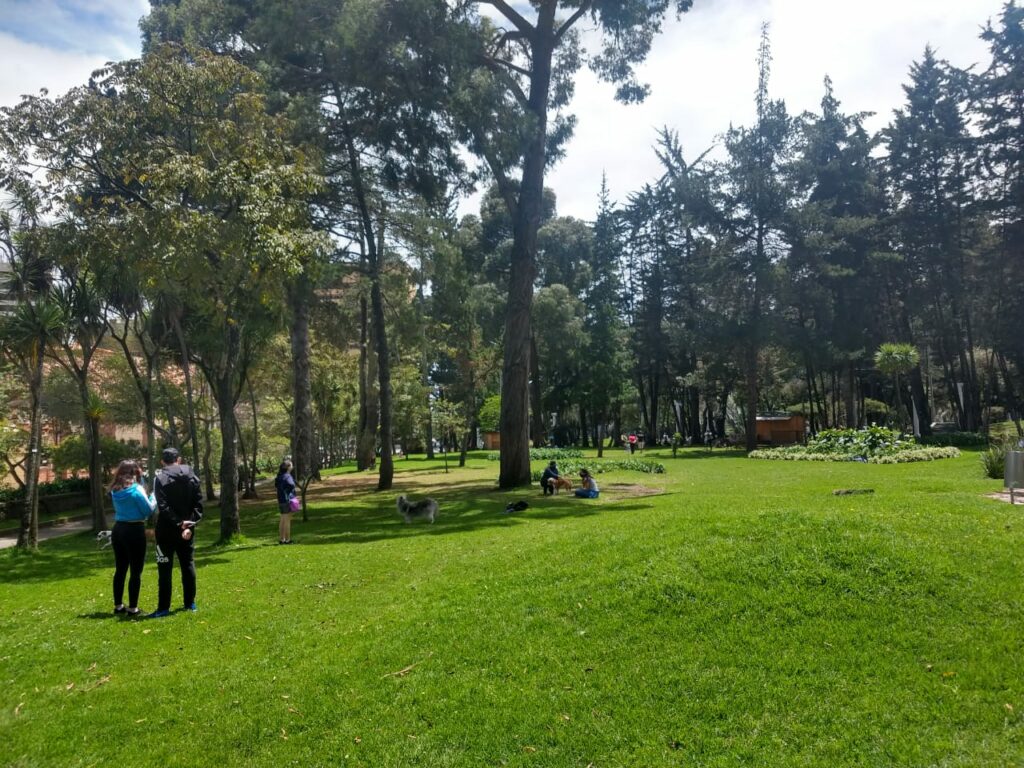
[0,1,1021,549]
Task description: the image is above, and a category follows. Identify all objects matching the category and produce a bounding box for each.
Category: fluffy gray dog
[396,495,438,524]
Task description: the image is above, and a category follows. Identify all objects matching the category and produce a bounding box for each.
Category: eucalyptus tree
[784,78,885,430]
[145,0,468,491]
[977,2,1024,435]
[715,26,792,450]
[455,0,695,485]
[885,48,979,433]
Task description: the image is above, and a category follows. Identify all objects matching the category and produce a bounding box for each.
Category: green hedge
[0,477,93,512]
[917,432,988,448]
[487,447,584,462]
[529,459,665,481]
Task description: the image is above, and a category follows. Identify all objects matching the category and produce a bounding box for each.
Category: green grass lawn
[1,449,1021,767]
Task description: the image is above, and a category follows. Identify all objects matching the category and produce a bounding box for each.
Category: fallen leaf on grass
[244,636,254,641]
[942,671,956,679]
[353,737,362,744]
[280,728,288,740]
[523,746,536,753]
[65,682,75,691]
[135,718,147,724]
[87,663,97,672]
[14,702,23,716]
[142,629,151,635]
[1005,703,1014,713]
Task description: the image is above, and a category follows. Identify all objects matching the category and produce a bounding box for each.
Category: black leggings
[155,530,196,612]
[112,522,147,608]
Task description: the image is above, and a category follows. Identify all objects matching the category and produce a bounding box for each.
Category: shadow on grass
[0,474,665,583]
[0,532,241,585]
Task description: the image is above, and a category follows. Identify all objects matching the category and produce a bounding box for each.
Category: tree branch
[556,1,592,40]
[482,0,536,41]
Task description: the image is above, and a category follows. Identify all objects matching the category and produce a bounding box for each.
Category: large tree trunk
[744,343,759,452]
[216,382,240,540]
[86,415,106,532]
[370,268,394,491]
[17,348,45,550]
[75,377,107,534]
[201,412,216,502]
[530,334,546,447]
[356,294,377,471]
[172,316,202,467]
[289,281,317,480]
[214,327,242,541]
[498,12,555,489]
[844,361,857,429]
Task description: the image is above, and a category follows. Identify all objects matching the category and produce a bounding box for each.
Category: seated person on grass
[574,468,599,499]
[540,461,560,496]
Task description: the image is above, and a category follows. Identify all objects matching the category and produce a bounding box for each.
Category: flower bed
[749,426,960,463]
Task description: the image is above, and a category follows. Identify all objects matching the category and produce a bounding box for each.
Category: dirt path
[0,519,93,550]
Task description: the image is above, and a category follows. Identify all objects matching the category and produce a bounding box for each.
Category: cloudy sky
[0,0,1008,219]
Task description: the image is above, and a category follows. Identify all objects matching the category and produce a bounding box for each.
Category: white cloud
[0,31,111,106]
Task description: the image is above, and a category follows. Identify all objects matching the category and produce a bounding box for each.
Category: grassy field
[0,448,1021,767]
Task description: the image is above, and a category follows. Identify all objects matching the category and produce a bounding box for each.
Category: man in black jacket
[150,447,203,618]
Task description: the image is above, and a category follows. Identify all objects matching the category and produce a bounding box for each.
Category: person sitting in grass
[540,460,560,496]
[574,468,599,499]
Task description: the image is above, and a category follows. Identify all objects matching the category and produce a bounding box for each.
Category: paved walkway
[0,519,93,550]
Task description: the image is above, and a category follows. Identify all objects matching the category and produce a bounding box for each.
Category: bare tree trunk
[289,281,317,480]
[356,293,376,471]
[17,348,45,550]
[370,267,394,490]
[242,381,259,499]
[498,9,556,489]
[530,334,545,447]
[744,343,759,452]
[172,316,202,467]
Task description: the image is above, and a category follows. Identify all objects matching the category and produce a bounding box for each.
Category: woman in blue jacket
[275,460,297,544]
[109,460,156,616]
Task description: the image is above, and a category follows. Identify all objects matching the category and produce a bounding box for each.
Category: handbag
[288,495,301,513]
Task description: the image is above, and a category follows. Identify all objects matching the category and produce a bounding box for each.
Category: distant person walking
[275,460,297,544]
[150,448,203,618]
[628,433,638,454]
[109,460,156,617]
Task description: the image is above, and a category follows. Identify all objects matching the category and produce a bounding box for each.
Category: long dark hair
[110,460,142,493]
[278,460,293,476]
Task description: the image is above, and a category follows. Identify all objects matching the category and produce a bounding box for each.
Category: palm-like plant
[874,343,920,432]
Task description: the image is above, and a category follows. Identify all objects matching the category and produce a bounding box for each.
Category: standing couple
[109,447,203,618]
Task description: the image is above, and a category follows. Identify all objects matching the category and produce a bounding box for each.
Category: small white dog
[396,495,438,524]
[96,530,113,550]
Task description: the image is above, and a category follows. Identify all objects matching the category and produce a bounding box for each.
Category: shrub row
[529,459,665,481]
[918,432,988,447]
[0,477,91,506]
[487,447,584,462]
[749,446,960,463]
